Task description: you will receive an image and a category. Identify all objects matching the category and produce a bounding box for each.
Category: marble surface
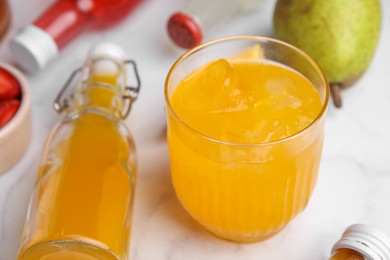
[1,0,390,259]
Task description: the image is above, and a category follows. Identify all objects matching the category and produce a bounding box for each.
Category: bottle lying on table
[10,0,142,73]
[330,224,390,260]
[17,43,141,260]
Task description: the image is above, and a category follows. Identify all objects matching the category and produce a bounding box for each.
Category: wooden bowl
[0,62,31,174]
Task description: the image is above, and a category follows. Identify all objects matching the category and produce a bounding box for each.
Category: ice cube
[178,59,236,113]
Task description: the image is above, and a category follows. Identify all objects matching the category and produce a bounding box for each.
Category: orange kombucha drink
[165,37,329,242]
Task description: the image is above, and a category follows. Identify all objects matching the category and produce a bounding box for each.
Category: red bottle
[10,0,141,73]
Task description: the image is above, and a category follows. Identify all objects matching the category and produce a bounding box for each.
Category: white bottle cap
[332,224,390,260]
[10,25,58,74]
[88,42,126,75]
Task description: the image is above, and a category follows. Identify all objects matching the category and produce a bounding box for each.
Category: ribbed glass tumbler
[164,36,329,242]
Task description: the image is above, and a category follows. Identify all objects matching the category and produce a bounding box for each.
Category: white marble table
[1,0,390,259]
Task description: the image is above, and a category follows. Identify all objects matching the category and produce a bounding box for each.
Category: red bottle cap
[167,12,202,49]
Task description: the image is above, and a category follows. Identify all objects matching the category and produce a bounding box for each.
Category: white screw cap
[10,25,58,74]
[332,224,390,260]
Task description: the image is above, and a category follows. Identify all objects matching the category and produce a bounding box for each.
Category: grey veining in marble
[1,0,390,259]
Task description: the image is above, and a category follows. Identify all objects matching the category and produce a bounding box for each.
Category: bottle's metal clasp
[53,67,82,114]
[121,60,141,119]
[54,59,141,119]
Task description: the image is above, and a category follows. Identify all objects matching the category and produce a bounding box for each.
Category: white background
[0,0,390,259]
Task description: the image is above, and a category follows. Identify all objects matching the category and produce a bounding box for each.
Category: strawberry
[0,99,20,128]
[0,68,21,101]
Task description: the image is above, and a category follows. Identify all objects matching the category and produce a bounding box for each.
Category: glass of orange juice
[165,36,329,243]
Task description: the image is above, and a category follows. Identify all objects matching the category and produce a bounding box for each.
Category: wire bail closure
[54,59,141,119]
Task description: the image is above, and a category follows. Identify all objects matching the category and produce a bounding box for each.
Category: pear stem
[330,83,342,108]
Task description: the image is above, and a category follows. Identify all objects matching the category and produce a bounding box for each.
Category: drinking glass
[165,36,329,242]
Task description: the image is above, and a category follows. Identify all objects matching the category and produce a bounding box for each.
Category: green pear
[273,0,381,107]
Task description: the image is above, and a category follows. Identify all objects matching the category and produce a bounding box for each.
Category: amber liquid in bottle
[18,52,137,259]
[330,248,366,260]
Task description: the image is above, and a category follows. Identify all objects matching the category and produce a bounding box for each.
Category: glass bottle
[10,0,142,73]
[17,42,141,260]
[167,0,269,49]
[330,224,390,260]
